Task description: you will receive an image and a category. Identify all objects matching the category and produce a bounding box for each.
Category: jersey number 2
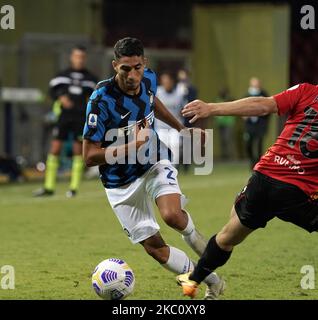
[164,167,176,181]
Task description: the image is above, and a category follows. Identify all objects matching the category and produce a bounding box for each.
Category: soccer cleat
[33,188,54,197]
[204,276,226,300]
[176,272,199,299]
[182,229,207,257]
[66,190,77,198]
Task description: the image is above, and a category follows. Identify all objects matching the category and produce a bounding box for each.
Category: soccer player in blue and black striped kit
[82,37,225,299]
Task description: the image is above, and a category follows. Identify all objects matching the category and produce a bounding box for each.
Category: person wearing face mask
[244,77,269,169]
[155,72,186,167]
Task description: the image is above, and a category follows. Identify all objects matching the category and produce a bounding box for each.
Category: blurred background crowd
[0,0,317,183]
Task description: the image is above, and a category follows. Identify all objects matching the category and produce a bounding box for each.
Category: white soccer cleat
[204,276,226,300]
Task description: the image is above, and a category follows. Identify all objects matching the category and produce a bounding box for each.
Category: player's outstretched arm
[154,96,186,132]
[182,97,278,124]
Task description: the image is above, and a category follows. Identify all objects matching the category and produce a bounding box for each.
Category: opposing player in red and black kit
[176,83,318,298]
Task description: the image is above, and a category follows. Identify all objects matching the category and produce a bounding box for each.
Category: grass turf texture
[0,162,317,300]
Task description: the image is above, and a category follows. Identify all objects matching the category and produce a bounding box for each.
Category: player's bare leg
[177,206,253,298]
[140,233,170,263]
[216,206,253,251]
[50,139,63,156]
[66,140,84,198]
[155,193,224,299]
[156,193,207,255]
[33,139,62,197]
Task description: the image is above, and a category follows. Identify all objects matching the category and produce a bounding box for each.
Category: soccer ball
[92,258,135,300]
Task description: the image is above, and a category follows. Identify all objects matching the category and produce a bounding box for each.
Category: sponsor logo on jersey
[117,111,155,137]
[273,154,305,175]
[121,111,131,119]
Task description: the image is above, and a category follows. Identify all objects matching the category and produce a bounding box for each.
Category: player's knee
[50,144,62,155]
[160,208,183,228]
[144,244,169,264]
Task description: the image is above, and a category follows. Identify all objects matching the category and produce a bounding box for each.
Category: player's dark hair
[114,37,144,60]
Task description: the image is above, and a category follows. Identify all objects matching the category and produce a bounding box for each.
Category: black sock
[189,234,232,283]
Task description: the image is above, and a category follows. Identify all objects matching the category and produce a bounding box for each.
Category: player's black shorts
[52,115,84,141]
[235,171,318,233]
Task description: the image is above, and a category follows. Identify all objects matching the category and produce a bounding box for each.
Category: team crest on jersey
[88,113,98,128]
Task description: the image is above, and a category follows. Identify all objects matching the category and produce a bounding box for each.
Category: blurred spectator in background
[155,71,185,167]
[177,69,198,173]
[214,87,236,160]
[177,69,198,128]
[34,45,98,197]
[244,77,269,169]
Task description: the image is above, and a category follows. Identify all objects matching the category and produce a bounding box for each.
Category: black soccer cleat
[33,188,54,197]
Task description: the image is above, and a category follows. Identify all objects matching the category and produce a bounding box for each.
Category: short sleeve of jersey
[83,89,109,142]
[144,68,157,96]
[273,83,308,116]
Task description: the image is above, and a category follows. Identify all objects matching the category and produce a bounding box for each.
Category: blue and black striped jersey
[83,68,170,188]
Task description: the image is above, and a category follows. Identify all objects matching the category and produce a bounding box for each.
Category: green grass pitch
[1,162,318,300]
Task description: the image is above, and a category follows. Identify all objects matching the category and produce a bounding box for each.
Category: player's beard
[116,74,140,94]
[125,80,139,93]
